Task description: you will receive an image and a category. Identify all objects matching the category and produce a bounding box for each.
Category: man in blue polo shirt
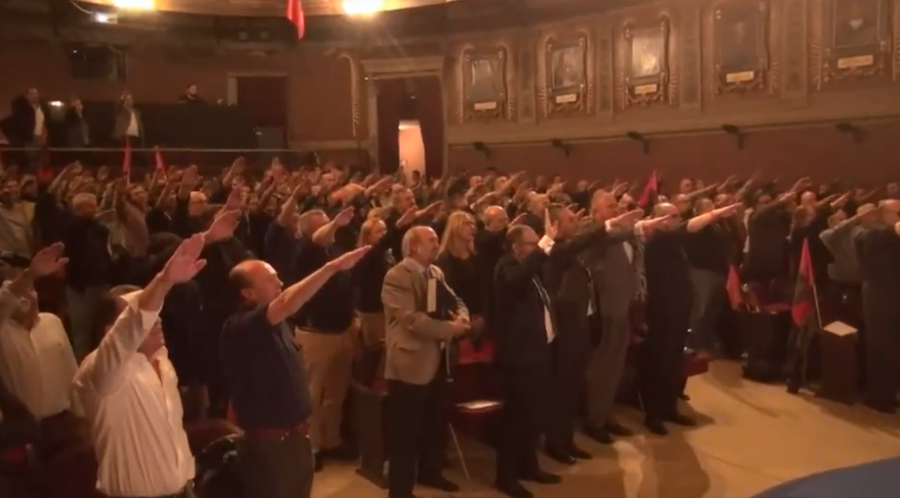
[221,245,371,498]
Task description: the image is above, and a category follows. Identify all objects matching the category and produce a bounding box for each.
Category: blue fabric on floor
[750,457,900,498]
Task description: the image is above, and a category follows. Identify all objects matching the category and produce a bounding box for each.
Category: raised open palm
[162,234,207,283]
[29,243,68,277]
[329,246,372,271]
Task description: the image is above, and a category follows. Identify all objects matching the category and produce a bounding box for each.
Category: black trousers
[236,431,314,498]
[496,361,550,483]
[386,372,448,497]
[545,318,590,451]
[640,305,690,419]
[862,284,900,407]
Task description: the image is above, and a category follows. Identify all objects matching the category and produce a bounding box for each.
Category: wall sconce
[473,141,491,159]
[551,139,572,157]
[835,122,863,143]
[722,124,746,150]
[626,131,650,154]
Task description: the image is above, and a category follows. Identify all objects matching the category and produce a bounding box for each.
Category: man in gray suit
[582,191,668,443]
[382,225,468,498]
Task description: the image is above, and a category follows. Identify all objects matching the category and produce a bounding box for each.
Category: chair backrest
[185,419,242,456]
[34,443,101,498]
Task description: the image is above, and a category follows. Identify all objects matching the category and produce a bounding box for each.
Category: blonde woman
[436,211,487,334]
[352,216,402,383]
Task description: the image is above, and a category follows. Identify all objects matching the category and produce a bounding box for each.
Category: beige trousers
[358,312,386,348]
[296,328,354,451]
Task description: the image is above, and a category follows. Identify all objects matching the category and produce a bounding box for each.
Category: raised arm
[82,234,207,396]
[266,246,371,325]
[0,243,69,329]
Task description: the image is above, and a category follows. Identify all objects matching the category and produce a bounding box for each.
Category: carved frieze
[537,28,594,118]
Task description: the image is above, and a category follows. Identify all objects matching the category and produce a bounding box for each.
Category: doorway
[227,73,288,161]
[363,56,447,179]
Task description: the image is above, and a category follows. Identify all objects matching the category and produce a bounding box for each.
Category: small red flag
[726,265,743,310]
[791,239,819,327]
[286,0,305,39]
[153,146,165,172]
[122,139,132,175]
[637,170,659,209]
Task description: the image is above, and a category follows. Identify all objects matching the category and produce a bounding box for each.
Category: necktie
[534,277,555,342]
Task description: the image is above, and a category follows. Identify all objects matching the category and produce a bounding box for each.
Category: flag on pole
[726,264,743,310]
[791,239,820,329]
[286,0,306,39]
[637,170,659,209]
[122,139,132,181]
[153,146,165,172]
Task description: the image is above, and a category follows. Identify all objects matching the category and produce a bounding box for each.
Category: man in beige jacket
[381,225,468,498]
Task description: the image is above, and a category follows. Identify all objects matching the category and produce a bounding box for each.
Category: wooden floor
[313,360,900,498]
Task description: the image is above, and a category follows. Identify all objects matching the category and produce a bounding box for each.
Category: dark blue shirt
[290,239,355,332]
[221,305,311,430]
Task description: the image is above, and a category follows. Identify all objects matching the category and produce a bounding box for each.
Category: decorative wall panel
[680,3,702,107]
[782,0,807,95]
[811,0,892,89]
[596,23,614,113]
[518,35,537,123]
[615,9,678,109]
[537,26,595,118]
[453,41,516,123]
[712,1,770,94]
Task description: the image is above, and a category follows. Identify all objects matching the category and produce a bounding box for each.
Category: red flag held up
[726,265,743,310]
[122,140,132,176]
[637,170,659,209]
[153,146,165,172]
[287,0,306,39]
[791,239,819,328]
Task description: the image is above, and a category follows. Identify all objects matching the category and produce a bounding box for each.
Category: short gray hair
[401,225,432,258]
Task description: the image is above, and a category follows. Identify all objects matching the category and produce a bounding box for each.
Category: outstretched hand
[544,208,559,240]
[161,234,207,284]
[205,210,242,243]
[327,245,373,271]
[29,243,69,277]
[610,209,645,230]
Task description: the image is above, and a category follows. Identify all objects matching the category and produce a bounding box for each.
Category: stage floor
[312,360,900,498]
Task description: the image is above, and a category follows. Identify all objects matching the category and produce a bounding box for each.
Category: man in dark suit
[858,200,900,413]
[542,205,643,463]
[492,220,562,498]
[381,225,467,498]
[4,88,50,171]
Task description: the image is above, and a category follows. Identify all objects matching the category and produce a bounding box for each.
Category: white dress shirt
[32,105,44,138]
[0,287,77,419]
[126,111,140,137]
[72,293,194,497]
[537,235,556,342]
[605,219,634,262]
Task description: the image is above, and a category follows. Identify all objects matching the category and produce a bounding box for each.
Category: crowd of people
[0,124,898,498]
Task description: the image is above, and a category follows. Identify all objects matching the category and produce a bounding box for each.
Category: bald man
[857,199,900,413]
[640,202,739,435]
[382,225,467,498]
[221,247,370,498]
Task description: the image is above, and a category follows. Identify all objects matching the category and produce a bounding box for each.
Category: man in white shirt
[72,233,208,498]
[0,247,78,421]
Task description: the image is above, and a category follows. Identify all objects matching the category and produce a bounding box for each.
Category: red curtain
[236,76,288,128]
[376,78,404,174]
[413,76,444,180]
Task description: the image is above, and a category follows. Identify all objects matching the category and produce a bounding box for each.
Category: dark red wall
[448,121,900,185]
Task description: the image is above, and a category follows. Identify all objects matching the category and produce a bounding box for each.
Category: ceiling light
[342,0,384,16]
[113,0,155,10]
